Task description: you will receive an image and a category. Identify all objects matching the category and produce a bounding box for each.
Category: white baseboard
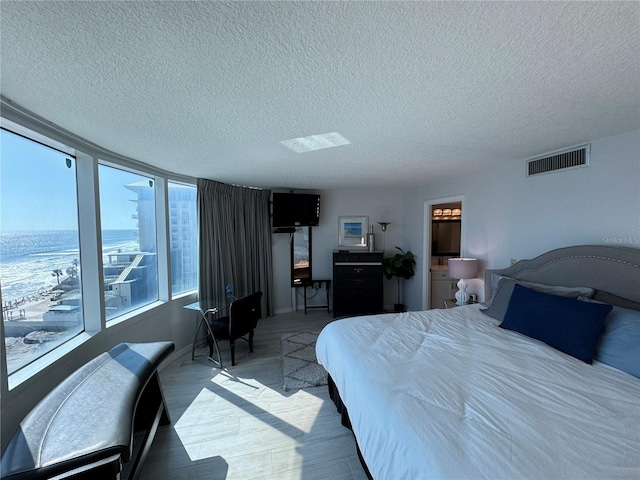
[274,307,294,315]
[160,344,191,371]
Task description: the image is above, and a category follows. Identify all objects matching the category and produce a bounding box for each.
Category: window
[168,182,197,295]
[98,165,158,320]
[0,112,200,389]
[1,129,84,374]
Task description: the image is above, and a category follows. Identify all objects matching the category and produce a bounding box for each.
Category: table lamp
[448,258,478,305]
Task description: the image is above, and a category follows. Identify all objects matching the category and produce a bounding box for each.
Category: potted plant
[383,247,416,312]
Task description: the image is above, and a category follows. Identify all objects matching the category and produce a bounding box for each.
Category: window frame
[98,161,162,323]
[0,114,197,390]
[167,180,198,298]
[0,126,87,377]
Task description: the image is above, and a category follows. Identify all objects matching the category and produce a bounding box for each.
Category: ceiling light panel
[280,132,350,153]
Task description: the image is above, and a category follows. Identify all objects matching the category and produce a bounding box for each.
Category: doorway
[423,196,464,309]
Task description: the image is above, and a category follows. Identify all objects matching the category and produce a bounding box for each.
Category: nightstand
[443,298,476,309]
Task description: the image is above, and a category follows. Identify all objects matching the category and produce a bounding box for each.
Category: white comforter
[316,305,640,480]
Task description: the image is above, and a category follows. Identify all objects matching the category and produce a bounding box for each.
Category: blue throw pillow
[500,284,613,363]
[595,306,640,378]
[482,277,595,322]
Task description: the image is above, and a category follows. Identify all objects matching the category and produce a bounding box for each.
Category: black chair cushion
[211,317,230,339]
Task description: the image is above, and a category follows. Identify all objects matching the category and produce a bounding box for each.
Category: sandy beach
[3,293,74,373]
[3,295,56,322]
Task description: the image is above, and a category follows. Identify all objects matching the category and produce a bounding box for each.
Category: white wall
[402,129,640,311]
[271,186,405,313]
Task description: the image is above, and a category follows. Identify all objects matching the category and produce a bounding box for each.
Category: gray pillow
[482,273,506,307]
[596,306,640,378]
[519,280,595,299]
[481,277,595,322]
[481,278,517,321]
[593,290,640,312]
[579,297,640,378]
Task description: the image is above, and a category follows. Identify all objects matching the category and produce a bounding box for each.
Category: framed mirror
[291,226,312,286]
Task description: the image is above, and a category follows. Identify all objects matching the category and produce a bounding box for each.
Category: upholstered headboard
[484,245,640,306]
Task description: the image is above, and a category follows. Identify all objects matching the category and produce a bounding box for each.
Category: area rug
[281,331,327,391]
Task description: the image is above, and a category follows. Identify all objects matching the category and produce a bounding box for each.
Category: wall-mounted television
[272,193,321,227]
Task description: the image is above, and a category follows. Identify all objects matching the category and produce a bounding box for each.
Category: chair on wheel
[209,291,263,366]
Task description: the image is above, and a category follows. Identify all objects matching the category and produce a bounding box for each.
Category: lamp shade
[448,258,478,279]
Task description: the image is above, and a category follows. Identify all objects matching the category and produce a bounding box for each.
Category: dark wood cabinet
[333,251,383,318]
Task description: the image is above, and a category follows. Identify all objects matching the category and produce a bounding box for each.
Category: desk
[297,279,331,314]
[184,301,222,366]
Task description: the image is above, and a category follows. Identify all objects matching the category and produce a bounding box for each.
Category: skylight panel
[280,132,350,153]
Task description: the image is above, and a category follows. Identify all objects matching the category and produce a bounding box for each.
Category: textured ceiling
[1,1,638,190]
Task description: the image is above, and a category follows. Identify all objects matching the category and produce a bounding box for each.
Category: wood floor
[140,309,368,480]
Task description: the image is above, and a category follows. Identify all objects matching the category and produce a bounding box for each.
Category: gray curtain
[198,179,273,316]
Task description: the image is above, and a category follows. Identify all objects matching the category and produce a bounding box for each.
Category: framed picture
[338,216,368,248]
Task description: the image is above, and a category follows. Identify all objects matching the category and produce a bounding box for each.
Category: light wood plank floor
[141,310,368,480]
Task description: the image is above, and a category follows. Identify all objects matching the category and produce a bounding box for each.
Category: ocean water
[0,230,139,303]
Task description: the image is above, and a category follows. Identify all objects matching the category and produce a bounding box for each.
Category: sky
[1,128,148,231]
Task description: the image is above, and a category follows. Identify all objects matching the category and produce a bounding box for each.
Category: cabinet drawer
[431,270,453,281]
[334,276,381,288]
[336,299,382,316]
[334,264,381,278]
[334,292,382,315]
[333,252,383,263]
[334,284,382,297]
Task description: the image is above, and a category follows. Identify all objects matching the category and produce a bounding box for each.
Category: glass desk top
[183,301,219,315]
[183,295,241,314]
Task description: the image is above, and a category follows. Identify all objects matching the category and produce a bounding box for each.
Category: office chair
[209,291,263,366]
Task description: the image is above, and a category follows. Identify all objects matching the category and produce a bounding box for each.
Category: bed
[316,245,640,479]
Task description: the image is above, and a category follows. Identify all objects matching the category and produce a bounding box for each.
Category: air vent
[526,144,590,177]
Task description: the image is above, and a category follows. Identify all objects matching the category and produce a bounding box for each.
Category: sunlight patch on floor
[171,380,327,464]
